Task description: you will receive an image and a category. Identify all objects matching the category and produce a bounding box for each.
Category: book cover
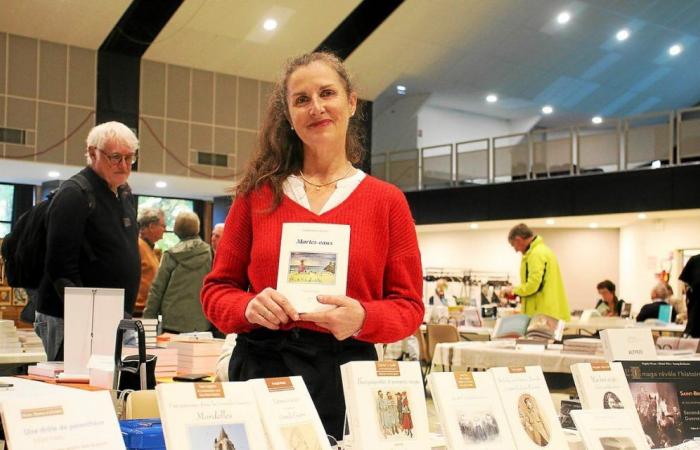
[341,361,429,449]
[571,409,650,450]
[249,376,331,450]
[428,371,516,449]
[600,329,657,361]
[571,362,637,411]
[558,399,580,430]
[492,314,531,339]
[620,360,700,448]
[276,222,350,313]
[156,382,269,450]
[489,366,567,450]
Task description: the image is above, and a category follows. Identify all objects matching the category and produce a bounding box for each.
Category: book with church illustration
[341,360,429,449]
[156,382,269,450]
[248,376,331,450]
[491,313,564,341]
[276,222,350,313]
[620,360,700,449]
[488,366,567,450]
[428,370,516,449]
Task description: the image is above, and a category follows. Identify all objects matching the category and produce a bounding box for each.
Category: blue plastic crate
[120,418,165,449]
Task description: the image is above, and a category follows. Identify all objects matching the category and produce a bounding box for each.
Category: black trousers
[229,328,377,441]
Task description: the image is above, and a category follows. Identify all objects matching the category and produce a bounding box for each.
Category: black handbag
[113,319,157,391]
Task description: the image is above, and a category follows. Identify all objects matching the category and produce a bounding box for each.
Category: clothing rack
[423,268,511,303]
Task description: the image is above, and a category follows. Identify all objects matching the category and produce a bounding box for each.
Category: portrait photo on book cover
[598,436,639,450]
[281,421,323,450]
[603,391,624,409]
[517,394,551,447]
[456,409,503,444]
[287,252,337,285]
[188,423,249,450]
[629,382,683,448]
[0,287,11,306]
[374,389,415,439]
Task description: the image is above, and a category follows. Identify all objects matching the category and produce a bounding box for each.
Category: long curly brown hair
[235,51,366,209]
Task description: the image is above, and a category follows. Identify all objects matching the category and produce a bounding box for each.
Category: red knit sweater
[201,176,424,343]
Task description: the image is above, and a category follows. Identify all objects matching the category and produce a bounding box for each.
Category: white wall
[372,94,428,153]
[417,227,620,313]
[619,217,700,313]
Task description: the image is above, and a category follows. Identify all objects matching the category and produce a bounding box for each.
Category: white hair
[213,223,225,232]
[85,121,139,164]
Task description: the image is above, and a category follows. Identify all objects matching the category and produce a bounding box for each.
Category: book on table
[276,222,350,313]
[620,360,700,449]
[156,381,269,450]
[428,370,516,449]
[491,313,564,341]
[599,328,657,361]
[488,365,568,450]
[571,361,638,411]
[249,376,331,450]
[570,408,650,450]
[341,360,429,450]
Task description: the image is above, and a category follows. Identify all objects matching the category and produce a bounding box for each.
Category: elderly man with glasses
[35,121,141,361]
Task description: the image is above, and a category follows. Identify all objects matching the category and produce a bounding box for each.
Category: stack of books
[491,313,565,341]
[168,339,223,375]
[137,318,159,348]
[123,347,178,378]
[0,319,21,353]
[17,329,44,353]
[562,337,603,354]
[28,361,65,378]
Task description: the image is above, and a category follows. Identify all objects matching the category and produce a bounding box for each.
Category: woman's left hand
[299,295,366,340]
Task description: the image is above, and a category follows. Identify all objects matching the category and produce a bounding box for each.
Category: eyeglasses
[96,148,139,166]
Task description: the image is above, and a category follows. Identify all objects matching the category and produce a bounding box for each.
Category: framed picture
[12,288,28,306]
[0,287,11,306]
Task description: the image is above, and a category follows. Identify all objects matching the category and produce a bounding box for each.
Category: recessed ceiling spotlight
[155,181,167,188]
[637,213,647,220]
[616,28,630,41]
[48,171,60,178]
[263,18,278,31]
[469,223,479,230]
[541,105,554,115]
[668,43,683,56]
[486,94,498,103]
[556,11,571,24]
[396,85,407,95]
[589,222,599,229]
[545,218,555,225]
[591,116,603,124]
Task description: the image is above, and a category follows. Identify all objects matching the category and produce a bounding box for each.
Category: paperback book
[571,408,650,450]
[491,314,564,341]
[600,328,657,361]
[571,361,637,410]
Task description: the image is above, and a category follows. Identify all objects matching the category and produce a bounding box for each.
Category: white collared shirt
[283,169,367,214]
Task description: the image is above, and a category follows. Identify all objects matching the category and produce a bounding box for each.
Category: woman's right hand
[244,287,300,330]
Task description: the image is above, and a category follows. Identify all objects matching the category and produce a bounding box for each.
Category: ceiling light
[541,105,553,115]
[545,218,555,225]
[616,28,630,41]
[637,213,647,220]
[396,85,406,95]
[48,171,60,178]
[668,44,683,56]
[486,94,498,103]
[263,18,278,31]
[556,11,571,24]
[589,222,599,229]
[591,116,603,124]
[155,181,167,188]
[469,223,479,230]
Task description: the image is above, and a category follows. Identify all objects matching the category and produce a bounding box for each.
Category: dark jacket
[37,166,140,317]
[636,300,677,323]
[680,254,700,337]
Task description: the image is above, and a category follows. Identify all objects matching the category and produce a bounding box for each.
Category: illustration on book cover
[188,423,249,450]
[517,394,551,447]
[287,252,337,285]
[374,389,415,440]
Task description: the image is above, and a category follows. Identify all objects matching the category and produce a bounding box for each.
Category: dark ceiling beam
[96,0,183,129]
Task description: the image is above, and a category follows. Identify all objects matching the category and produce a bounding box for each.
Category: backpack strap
[66,172,96,212]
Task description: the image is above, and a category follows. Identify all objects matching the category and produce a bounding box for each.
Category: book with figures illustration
[277,222,350,313]
[249,376,331,450]
[341,361,429,450]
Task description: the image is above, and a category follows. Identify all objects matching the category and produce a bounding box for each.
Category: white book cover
[571,362,637,411]
[276,222,350,313]
[600,328,657,361]
[341,361,429,450]
[428,371,516,450]
[156,381,269,450]
[571,409,650,450]
[1,390,124,450]
[489,366,567,450]
[249,376,331,450]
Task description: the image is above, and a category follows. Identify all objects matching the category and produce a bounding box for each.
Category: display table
[0,351,47,376]
[432,341,606,373]
[565,317,685,335]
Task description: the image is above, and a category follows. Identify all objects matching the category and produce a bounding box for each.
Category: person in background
[134,208,165,316]
[595,279,625,316]
[210,222,224,254]
[665,283,687,324]
[428,278,456,306]
[200,51,423,440]
[503,223,570,321]
[36,121,140,361]
[680,254,700,336]
[636,282,677,323]
[144,211,212,333]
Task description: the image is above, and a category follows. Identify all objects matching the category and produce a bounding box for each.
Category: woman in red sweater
[201,52,424,440]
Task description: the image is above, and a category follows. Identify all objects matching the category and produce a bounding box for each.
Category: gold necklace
[299,165,353,191]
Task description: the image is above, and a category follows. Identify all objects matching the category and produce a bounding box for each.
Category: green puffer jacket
[514,236,571,321]
[143,237,212,332]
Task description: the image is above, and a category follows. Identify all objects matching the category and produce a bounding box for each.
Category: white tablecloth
[0,351,46,364]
